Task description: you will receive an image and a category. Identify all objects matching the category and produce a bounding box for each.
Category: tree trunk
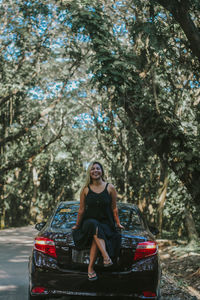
[123,129,128,203]
[0,204,6,229]
[29,166,39,223]
[157,168,168,237]
[155,0,200,60]
[184,205,199,243]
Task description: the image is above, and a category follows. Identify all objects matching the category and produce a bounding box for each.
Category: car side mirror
[148,225,159,236]
[35,221,46,231]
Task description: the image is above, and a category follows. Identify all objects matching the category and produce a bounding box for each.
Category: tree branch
[0,122,64,175]
[154,0,200,60]
[0,55,83,147]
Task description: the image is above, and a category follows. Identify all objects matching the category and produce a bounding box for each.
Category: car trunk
[50,229,147,272]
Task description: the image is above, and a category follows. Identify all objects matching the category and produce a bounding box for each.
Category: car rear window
[51,203,79,229]
[51,203,143,230]
[118,206,143,230]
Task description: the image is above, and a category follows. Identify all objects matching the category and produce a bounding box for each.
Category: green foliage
[0,0,200,240]
[163,172,200,238]
[0,0,95,226]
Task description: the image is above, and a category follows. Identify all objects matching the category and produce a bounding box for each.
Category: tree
[1,0,199,239]
[0,0,93,227]
[65,0,200,206]
[153,0,200,60]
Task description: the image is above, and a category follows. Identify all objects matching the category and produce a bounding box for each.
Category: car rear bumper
[30,267,160,299]
[29,249,161,299]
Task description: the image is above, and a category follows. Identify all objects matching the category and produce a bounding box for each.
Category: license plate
[72,249,90,264]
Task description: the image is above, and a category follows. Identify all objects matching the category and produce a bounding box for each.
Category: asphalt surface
[0,226,38,300]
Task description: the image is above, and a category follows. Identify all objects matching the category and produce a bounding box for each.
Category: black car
[28,201,161,299]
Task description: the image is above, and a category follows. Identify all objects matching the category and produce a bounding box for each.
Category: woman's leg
[83,220,112,275]
[93,226,113,265]
[88,239,98,276]
[88,235,111,278]
[93,234,111,263]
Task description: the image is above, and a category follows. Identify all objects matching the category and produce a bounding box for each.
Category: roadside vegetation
[0,3,199,295]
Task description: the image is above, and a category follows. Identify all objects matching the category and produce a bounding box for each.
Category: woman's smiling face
[90,163,102,180]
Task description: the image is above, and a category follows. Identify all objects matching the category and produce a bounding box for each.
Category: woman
[72,161,124,281]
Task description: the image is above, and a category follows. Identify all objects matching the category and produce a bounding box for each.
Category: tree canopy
[0,0,199,241]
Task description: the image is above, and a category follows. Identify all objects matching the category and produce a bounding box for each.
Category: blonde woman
[72,161,124,281]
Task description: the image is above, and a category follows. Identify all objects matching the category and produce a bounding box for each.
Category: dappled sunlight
[21,250,32,254]
[0,226,37,245]
[159,239,200,299]
[179,252,200,259]
[0,227,35,300]
[0,270,9,279]
[0,226,37,233]
[0,236,34,245]
[9,256,29,263]
[0,285,17,291]
[0,0,199,299]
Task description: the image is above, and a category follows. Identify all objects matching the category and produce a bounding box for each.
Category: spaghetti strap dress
[72,183,121,260]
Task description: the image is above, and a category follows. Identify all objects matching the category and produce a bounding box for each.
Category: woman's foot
[88,271,98,281]
[103,257,113,267]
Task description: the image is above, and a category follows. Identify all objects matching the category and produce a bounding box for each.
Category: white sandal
[103,257,113,267]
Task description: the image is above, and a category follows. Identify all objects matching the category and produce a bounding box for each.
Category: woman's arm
[109,184,124,229]
[72,187,87,229]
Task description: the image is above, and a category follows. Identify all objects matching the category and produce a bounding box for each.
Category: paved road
[0,226,39,300]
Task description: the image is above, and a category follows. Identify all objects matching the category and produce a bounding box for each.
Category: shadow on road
[0,226,37,300]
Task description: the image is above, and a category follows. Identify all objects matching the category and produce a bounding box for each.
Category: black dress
[72,183,121,260]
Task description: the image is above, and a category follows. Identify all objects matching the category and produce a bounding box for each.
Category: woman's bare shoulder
[82,186,89,196]
[107,183,116,193]
[80,186,89,205]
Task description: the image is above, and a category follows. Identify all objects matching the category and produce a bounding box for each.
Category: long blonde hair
[81,161,105,192]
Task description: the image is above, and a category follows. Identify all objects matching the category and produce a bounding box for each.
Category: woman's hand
[116,223,125,230]
[72,225,79,230]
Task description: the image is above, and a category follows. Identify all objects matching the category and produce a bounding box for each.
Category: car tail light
[142,291,156,297]
[32,286,46,293]
[134,241,157,261]
[34,237,57,258]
